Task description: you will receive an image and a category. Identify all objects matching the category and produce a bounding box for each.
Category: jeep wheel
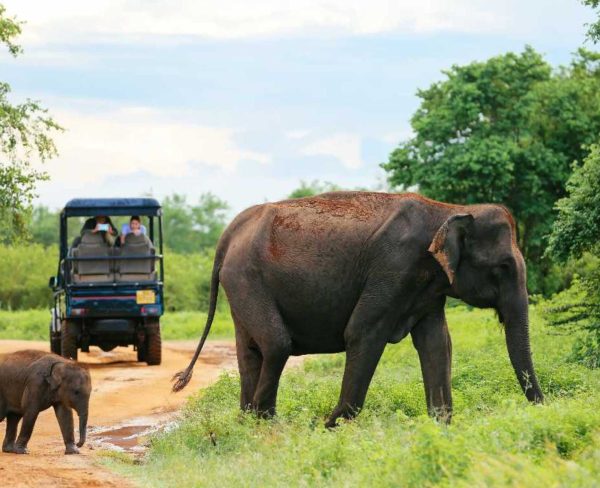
[61,320,79,360]
[145,320,161,366]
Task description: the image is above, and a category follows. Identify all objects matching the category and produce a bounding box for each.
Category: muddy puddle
[89,414,177,453]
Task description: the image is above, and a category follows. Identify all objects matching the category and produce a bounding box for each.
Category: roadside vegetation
[0,309,233,341]
[108,305,600,487]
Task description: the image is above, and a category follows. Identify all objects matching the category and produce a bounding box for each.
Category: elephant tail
[171,244,224,392]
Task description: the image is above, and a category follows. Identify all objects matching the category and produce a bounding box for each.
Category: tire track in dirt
[0,340,238,488]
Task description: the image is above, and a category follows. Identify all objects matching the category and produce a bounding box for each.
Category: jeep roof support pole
[58,212,68,286]
[158,215,164,284]
[149,216,155,242]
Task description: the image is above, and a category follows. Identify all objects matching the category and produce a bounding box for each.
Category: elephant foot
[325,403,361,429]
[2,443,15,453]
[10,445,29,454]
[65,443,80,455]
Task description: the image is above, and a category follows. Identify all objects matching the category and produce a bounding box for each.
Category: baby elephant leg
[13,409,39,454]
[2,413,21,453]
[54,404,79,454]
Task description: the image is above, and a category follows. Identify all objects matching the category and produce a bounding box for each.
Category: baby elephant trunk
[77,409,88,448]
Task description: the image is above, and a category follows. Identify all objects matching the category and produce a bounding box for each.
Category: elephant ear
[428,213,474,284]
[46,362,65,390]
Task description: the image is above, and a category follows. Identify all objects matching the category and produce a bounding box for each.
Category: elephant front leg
[325,329,387,429]
[14,409,39,454]
[54,404,79,454]
[2,413,21,453]
[411,308,453,423]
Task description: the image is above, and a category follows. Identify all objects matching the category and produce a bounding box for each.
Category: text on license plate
[136,290,156,304]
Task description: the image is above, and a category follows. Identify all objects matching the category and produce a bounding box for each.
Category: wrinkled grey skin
[0,350,91,454]
[174,192,544,427]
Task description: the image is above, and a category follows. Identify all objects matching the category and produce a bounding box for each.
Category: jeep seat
[116,233,156,282]
[72,231,112,282]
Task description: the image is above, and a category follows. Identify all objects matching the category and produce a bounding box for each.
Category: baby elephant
[0,350,91,455]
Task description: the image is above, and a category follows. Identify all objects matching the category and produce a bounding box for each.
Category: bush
[0,244,57,309]
[0,309,234,341]
[0,243,222,313]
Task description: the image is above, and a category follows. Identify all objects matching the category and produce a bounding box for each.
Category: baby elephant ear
[46,362,65,390]
[428,213,474,285]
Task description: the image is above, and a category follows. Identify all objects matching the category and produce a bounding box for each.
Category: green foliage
[0,4,21,56]
[0,308,234,341]
[547,144,600,261]
[288,180,342,199]
[0,243,222,313]
[583,0,600,43]
[0,244,57,309]
[0,309,50,340]
[546,145,600,369]
[382,47,600,294]
[110,307,600,487]
[0,4,62,241]
[161,193,229,254]
[543,276,600,369]
[28,205,60,247]
[164,248,227,313]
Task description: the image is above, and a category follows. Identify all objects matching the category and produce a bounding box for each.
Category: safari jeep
[49,198,165,365]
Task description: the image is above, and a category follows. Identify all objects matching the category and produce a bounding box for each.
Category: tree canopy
[0,4,62,241]
[545,144,600,367]
[287,180,342,199]
[547,144,600,262]
[161,193,229,253]
[382,47,600,292]
[583,0,600,43]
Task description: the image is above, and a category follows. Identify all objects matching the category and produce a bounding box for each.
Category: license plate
[136,290,156,304]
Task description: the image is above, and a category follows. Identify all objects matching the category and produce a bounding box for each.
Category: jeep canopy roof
[62,198,162,217]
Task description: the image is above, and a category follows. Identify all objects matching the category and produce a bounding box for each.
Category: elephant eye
[74,390,80,396]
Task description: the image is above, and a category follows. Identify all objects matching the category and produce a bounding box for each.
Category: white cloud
[303,133,363,169]
[285,129,310,140]
[4,0,511,45]
[35,103,270,184]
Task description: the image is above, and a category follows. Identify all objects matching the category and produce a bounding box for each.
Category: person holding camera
[77,215,118,246]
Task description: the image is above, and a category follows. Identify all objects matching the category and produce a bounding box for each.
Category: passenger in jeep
[72,216,117,247]
[120,215,147,245]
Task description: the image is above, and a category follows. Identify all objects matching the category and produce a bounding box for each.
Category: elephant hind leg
[235,323,263,411]
[2,413,21,453]
[229,293,291,418]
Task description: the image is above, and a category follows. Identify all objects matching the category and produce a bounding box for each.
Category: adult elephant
[173,192,544,426]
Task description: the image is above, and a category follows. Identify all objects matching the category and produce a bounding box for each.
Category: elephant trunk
[77,408,88,448]
[501,291,544,404]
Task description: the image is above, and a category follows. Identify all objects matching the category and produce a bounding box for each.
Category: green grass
[108,305,600,487]
[0,309,234,341]
[0,309,50,340]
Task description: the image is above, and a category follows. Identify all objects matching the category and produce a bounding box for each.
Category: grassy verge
[109,306,600,487]
[0,309,234,341]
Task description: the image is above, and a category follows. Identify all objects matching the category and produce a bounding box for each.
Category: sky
[0,1,595,215]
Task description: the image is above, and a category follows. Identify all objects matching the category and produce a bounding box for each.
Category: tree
[583,0,600,43]
[161,193,229,253]
[27,205,59,247]
[545,144,600,367]
[382,47,600,293]
[287,180,342,199]
[0,4,62,241]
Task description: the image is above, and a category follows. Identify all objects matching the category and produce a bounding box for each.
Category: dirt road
[0,340,239,487]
